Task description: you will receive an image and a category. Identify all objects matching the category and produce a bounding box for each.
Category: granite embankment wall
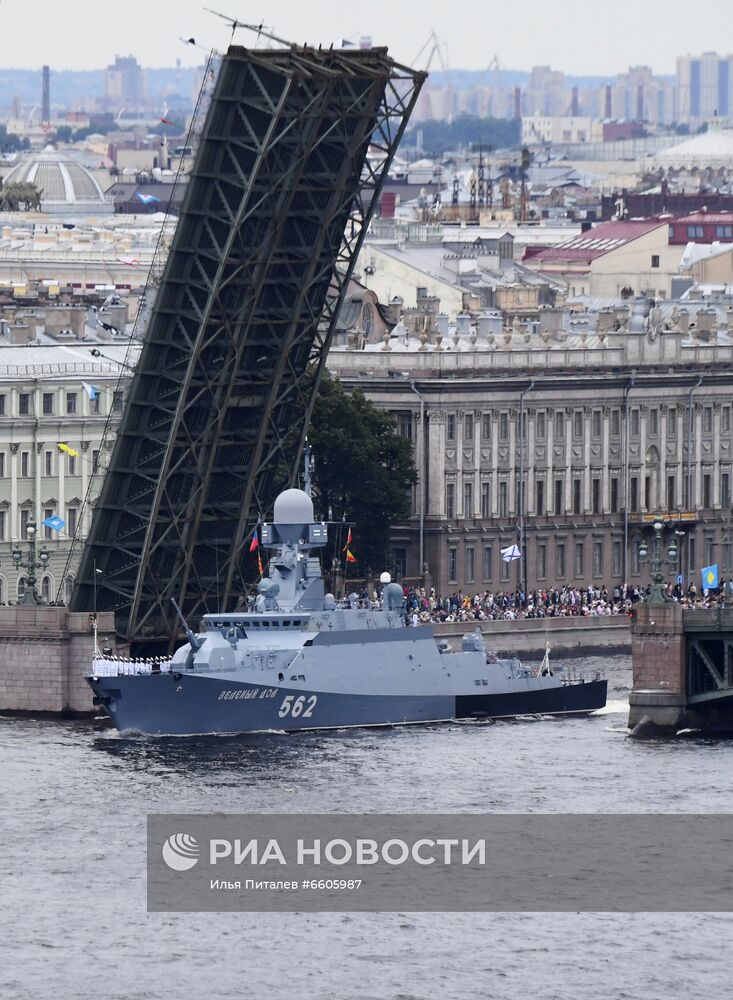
[0,607,116,715]
[434,615,631,659]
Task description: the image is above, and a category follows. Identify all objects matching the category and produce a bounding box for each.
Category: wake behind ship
[87,487,606,736]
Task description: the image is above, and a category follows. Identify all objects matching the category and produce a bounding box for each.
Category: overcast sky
[0,0,729,75]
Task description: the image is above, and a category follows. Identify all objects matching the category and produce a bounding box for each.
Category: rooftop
[3,147,113,215]
[526,219,667,264]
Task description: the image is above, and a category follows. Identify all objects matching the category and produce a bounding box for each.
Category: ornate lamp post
[12,519,50,605]
[638,519,678,606]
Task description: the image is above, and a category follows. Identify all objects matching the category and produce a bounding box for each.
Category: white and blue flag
[82,382,99,401]
[42,515,65,532]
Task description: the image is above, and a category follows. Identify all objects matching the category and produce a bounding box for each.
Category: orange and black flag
[343,527,357,564]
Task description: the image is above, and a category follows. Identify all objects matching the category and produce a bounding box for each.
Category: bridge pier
[0,607,117,716]
[630,603,733,736]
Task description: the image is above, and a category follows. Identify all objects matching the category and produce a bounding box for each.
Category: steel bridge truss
[687,634,733,705]
[72,44,424,648]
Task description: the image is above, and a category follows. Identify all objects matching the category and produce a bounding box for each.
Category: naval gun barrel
[170,597,202,651]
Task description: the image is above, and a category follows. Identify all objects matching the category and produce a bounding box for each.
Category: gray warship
[87,486,607,736]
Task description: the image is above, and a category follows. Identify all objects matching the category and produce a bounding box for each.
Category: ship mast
[303,440,313,498]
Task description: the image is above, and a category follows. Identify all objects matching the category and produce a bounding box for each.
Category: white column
[583,406,592,512]
[602,406,610,511]
[694,403,703,508]
[546,409,554,513]
[58,445,66,526]
[80,441,90,537]
[526,408,536,516]
[427,412,443,517]
[34,442,42,525]
[660,404,668,509]
[713,402,721,509]
[677,406,685,508]
[9,444,19,539]
[491,413,499,514]
[509,409,517,515]
[564,408,573,512]
[639,405,648,511]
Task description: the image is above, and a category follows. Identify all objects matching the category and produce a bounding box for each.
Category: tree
[0,179,43,212]
[306,372,416,577]
[0,124,30,152]
[402,115,521,156]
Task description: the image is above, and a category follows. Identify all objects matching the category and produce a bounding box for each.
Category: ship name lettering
[218,687,278,701]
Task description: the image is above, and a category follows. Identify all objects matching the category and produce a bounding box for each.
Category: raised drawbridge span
[70,43,424,649]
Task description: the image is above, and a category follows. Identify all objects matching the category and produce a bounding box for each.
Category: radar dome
[273,488,314,525]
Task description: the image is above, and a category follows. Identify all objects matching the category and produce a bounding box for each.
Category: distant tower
[604,85,612,118]
[636,84,644,121]
[42,65,50,127]
[570,86,579,116]
[477,147,486,209]
[513,86,522,119]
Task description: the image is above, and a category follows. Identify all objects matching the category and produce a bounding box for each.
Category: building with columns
[327,296,733,595]
[0,343,135,605]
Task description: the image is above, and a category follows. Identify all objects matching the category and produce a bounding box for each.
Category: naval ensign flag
[501,544,522,562]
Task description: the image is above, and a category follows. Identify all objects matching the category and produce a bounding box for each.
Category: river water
[2,654,733,1000]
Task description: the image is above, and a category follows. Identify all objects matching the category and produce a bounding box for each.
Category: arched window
[65,576,75,604]
[41,575,53,602]
[0,575,6,605]
[17,576,27,601]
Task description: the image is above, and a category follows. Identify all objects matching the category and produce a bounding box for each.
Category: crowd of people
[393,580,733,624]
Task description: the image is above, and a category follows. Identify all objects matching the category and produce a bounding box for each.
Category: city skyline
[0,0,731,76]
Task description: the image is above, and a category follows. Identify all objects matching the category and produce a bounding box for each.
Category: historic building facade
[0,344,134,604]
[328,302,733,595]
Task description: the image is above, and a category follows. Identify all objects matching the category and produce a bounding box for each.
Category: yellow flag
[58,442,80,458]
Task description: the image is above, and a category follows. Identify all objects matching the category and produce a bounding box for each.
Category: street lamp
[638,519,678,606]
[11,519,51,605]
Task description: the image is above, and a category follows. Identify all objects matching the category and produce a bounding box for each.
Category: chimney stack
[570,86,579,116]
[604,84,612,118]
[513,86,522,120]
[42,65,50,127]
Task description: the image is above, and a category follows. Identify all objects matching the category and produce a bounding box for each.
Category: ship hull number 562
[278,694,317,719]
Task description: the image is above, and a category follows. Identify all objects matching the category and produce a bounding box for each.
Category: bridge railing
[683,607,733,629]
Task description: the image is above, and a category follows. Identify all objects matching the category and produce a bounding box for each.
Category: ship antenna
[303,439,312,498]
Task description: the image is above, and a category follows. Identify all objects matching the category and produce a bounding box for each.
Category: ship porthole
[278,672,284,681]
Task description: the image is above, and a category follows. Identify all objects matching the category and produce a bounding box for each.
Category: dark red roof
[673,211,733,224]
[524,219,667,264]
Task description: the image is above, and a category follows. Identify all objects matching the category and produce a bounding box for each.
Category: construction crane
[412,29,452,85]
